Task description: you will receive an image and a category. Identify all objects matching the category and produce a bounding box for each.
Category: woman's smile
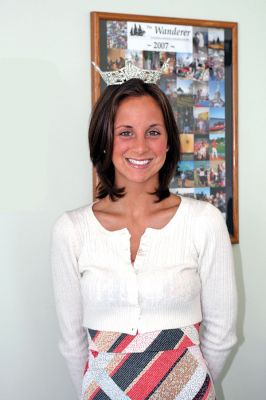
[126,158,153,168]
[112,95,168,187]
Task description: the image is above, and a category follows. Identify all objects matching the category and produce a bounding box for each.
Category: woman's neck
[118,191,158,215]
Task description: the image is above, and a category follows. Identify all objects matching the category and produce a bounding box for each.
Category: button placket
[133,229,152,271]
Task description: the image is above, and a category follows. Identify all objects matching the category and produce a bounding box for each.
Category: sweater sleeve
[196,203,237,381]
[51,212,88,398]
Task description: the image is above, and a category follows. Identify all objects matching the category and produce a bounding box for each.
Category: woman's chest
[80,225,197,269]
[77,228,200,306]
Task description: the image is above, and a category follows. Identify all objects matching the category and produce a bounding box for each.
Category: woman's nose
[133,135,148,153]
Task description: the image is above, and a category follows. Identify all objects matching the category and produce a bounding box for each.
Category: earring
[103,149,106,154]
[166,147,169,152]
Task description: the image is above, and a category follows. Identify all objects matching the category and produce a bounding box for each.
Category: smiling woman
[51,73,237,400]
[89,78,180,201]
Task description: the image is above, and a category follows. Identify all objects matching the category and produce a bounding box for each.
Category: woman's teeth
[127,158,151,165]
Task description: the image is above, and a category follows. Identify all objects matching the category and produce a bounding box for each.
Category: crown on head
[92,58,170,86]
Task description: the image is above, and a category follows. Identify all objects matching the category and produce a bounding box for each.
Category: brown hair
[89,78,180,201]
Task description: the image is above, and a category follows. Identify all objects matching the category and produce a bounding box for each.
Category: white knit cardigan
[51,196,237,396]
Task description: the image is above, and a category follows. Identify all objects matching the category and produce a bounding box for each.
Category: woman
[51,77,237,400]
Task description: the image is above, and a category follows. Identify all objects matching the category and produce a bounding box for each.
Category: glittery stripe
[147,350,198,399]
[174,364,209,400]
[92,331,121,352]
[127,348,188,399]
[107,353,131,378]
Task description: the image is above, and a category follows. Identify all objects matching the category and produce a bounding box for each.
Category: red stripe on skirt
[127,347,187,399]
[112,334,136,353]
[178,334,195,349]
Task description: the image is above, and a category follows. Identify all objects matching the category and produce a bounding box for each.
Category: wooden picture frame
[90,11,239,243]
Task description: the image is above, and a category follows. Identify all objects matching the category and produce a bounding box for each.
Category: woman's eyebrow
[114,123,163,129]
[114,124,133,129]
[148,123,164,128]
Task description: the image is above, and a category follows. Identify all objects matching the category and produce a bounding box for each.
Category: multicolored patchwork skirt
[81,324,216,400]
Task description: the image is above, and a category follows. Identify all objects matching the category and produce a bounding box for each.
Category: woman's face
[112,95,168,188]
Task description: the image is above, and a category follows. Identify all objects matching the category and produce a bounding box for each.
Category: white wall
[1,0,265,398]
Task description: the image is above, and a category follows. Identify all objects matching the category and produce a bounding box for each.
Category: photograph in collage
[209,160,226,187]
[177,161,194,188]
[176,52,193,79]
[192,27,209,81]
[193,27,208,54]
[193,81,209,107]
[194,161,210,187]
[180,134,194,161]
[209,107,225,134]
[143,51,161,70]
[160,52,176,75]
[208,49,225,81]
[194,136,210,161]
[209,80,225,107]
[176,80,194,107]
[209,133,225,160]
[176,188,195,198]
[107,49,125,70]
[161,78,178,112]
[176,106,194,133]
[125,50,143,67]
[160,77,177,98]
[193,107,209,134]
[106,21,127,49]
[208,29,224,50]
[195,187,210,201]
[210,188,226,215]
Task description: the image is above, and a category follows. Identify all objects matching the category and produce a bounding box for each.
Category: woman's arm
[195,203,237,381]
[51,212,88,397]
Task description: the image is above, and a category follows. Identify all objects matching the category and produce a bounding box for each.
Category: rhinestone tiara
[92,58,170,86]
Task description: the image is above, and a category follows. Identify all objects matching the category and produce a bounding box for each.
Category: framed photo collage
[91,12,238,242]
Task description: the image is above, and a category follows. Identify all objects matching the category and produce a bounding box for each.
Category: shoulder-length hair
[89,78,180,201]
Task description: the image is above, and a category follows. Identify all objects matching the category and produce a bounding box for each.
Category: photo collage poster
[103,20,230,218]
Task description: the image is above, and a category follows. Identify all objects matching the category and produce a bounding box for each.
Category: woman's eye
[119,131,132,137]
[147,130,160,136]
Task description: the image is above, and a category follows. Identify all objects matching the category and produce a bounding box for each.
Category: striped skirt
[81,324,216,400]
